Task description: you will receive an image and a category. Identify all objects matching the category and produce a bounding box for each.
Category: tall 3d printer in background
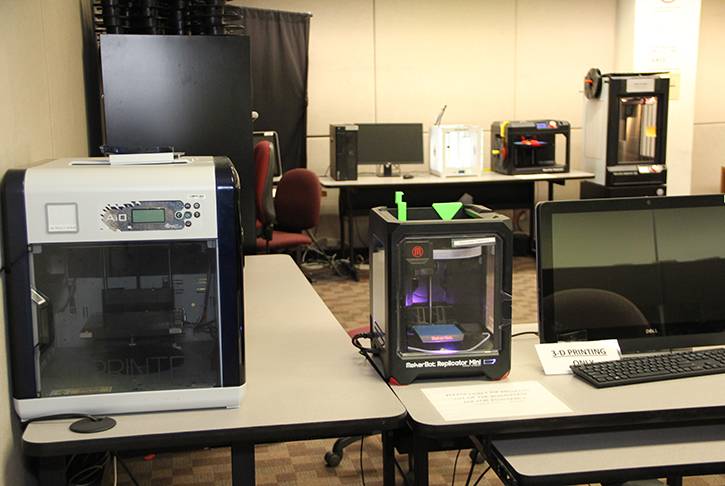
[581,68,669,198]
[490,120,571,175]
[368,204,512,384]
[1,156,245,420]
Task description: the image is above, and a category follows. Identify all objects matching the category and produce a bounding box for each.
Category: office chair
[254,140,277,243]
[255,165,321,260]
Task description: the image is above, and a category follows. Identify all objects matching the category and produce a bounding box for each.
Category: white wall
[235,0,619,242]
[691,0,725,194]
[0,2,88,484]
[630,0,701,196]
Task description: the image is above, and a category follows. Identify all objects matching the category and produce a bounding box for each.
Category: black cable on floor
[464,452,476,485]
[512,331,539,338]
[359,435,366,486]
[67,452,109,486]
[451,449,461,486]
[471,465,491,486]
[115,455,141,486]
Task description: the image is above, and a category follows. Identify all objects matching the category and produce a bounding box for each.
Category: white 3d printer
[1,156,245,420]
[429,125,484,177]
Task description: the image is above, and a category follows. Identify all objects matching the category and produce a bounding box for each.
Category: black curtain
[241,7,311,170]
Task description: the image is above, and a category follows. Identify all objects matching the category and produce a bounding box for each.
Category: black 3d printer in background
[365,201,512,384]
[581,68,669,198]
[490,120,571,175]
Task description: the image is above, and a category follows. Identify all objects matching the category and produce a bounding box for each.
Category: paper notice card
[422,381,571,422]
[535,340,621,375]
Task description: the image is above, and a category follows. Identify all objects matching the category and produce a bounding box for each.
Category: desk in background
[390,324,725,485]
[320,170,594,277]
[22,255,406,486]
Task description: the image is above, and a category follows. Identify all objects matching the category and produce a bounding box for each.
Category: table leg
[666,477,683,486]
[528,182,536,254]
[382,431,395,486]
[412,438,429,486]
[37,456,65,486]
[347,197,355,263]
[547,180,554,201]
[338,188,346,257]
[231,443,255,486]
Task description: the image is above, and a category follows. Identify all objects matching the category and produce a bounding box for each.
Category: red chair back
[254,141,276,231]
[274,169,321,232]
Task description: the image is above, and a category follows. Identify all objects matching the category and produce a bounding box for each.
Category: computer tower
[330,124,358,181]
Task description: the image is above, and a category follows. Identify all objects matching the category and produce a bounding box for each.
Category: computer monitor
[356,123,424,165]
[537,195,725,353]
[253,131,283,178]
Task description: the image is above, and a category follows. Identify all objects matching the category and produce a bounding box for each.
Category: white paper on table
[421,381,571,422]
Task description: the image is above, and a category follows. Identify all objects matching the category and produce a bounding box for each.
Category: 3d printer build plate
[413,324,465,344]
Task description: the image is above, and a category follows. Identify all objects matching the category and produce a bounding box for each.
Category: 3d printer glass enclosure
[369,205,512,384]
[1,157,245,420]
[429,125,483,177]
[616,96,658,164]
[30,241,220,397]
[490,120,571,175]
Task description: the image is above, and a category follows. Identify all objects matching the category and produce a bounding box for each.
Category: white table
[390,325,725,485]
[23,255,406,486]
[320,170,595,188]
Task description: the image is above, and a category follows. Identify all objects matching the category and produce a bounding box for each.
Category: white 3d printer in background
[1,155,245,420]
[429,107,483,177]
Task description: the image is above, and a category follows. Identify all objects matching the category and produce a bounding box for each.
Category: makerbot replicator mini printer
[1,156,245,420]
[369,201,512,384]
[490,120,571,175]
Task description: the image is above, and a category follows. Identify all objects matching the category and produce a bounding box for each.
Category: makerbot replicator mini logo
[411,245,425,258]
[405,359,483,369]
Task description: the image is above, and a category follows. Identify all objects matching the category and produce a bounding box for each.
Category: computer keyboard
[570,347,725,388]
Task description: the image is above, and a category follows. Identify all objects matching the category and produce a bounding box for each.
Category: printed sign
[535,340,621,375]
[422,381,571,421]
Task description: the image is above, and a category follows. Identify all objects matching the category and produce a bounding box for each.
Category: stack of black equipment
[93,0,244,36]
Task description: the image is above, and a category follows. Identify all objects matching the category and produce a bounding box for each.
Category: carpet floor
[106,257,724,486]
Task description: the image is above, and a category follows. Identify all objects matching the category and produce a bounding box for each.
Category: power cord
[463,454,476,485]
[351,332,387,381]
[27,413,103,423]
[471,465,491,486]
[25,413,116,433]
[66,452,110,486]
[351,332,379,356]
[451,449,461,485]
[512,331,539,338]
[359,435,366,486]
